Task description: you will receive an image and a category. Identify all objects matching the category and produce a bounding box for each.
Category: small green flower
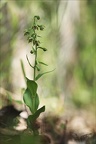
[28,37,33,43]
[34,16,40,20]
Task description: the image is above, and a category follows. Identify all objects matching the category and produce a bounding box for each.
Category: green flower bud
[31,33,36,38]
[38,47,47,51]
[42,48,47,51]
[32,25,38,30]
[34,16,40,20]
[37,25,44,31]
[24,30,29,36]
[36,40,40,46]
[33,40,36,45]
[28,37,33,43]
[40,25,44,30]
[30,50,33,54]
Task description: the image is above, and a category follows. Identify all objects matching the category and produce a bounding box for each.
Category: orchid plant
[21,16,53,135]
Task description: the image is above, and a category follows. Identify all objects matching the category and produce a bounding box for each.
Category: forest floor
[0,91,96,144]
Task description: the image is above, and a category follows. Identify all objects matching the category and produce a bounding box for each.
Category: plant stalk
[33,42,37,81]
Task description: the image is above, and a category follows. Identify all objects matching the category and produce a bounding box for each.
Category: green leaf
[23,88,32,112]
[28,106,45,123]
[20,60,26,84]
[39,61,48,66]
[23,79,39,113]
[26,78,38,96]
[23,88,39,113]
[35,69,55,81]
[26,55,34,68]
[32,93,39,113]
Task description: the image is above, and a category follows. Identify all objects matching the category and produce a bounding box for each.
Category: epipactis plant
[21,16,52,135]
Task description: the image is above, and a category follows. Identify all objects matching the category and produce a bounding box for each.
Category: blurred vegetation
[72,0,96,109]
[0,0,96,112]
[0,1,13,89]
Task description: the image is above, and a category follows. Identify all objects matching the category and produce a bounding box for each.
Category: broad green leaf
[26,78,38,96]
[35,69,55,81]
[23,88,33,112]
[39,61,48,66]
[23,78,39,113]
[32,93,39,113]
[23,88,39,113]
[28,106,45,123]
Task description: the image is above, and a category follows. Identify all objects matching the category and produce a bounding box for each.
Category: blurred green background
[0,0,96,115]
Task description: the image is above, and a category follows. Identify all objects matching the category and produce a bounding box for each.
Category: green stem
[33,17,38,81]
[33,17,36,81]
[34,46,37,81]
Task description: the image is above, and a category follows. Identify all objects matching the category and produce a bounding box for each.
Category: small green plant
[21,16,53,135]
